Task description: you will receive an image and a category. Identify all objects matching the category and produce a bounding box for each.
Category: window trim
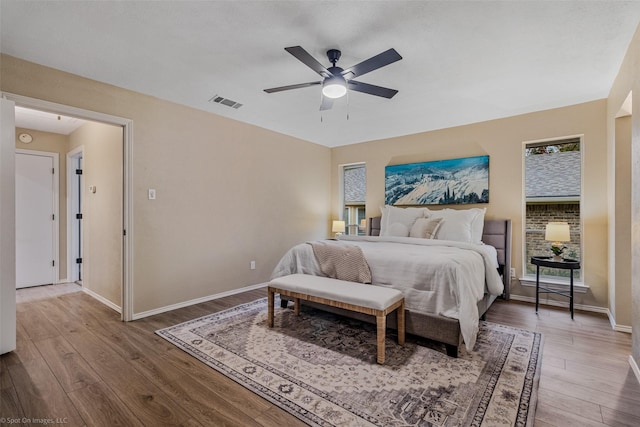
[338,162,366,234]
[521,134,584,282]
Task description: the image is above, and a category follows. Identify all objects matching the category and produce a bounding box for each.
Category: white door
[1,97,17,354]
[15,151,56,288]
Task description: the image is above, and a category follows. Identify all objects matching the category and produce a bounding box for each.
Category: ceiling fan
[264,46,402,110]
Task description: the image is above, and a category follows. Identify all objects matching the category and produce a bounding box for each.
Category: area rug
[156,298,542,427]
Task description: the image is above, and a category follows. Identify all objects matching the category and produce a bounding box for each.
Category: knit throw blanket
[307,241,372,283]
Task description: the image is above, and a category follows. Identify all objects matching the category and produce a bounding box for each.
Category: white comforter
[271,235,504,351]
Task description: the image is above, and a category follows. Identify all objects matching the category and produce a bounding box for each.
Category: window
[342,164,366,235]
[524,137,582,281]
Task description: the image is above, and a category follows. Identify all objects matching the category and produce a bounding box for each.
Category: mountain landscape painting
[385,155,489,205]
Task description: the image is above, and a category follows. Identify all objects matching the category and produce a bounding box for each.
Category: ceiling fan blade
[341,48,402,78]
[264,81,321,93]
[348,80,398,99]
[319,96,333,111]
[285,46,332,78]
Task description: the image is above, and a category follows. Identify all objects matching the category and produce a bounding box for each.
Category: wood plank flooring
[1,284,637,426]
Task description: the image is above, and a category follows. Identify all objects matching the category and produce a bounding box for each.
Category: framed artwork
[385,155,489,205]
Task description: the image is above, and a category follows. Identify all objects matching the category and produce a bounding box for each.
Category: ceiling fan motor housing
[327,49,341,65]
[327,66,344,75]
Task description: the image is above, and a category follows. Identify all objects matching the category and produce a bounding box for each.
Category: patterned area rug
[156,298,542,427]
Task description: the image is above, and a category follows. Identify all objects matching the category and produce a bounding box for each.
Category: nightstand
[531,256,581,319]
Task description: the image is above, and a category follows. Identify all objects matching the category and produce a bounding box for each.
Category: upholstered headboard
[367,217,512,299]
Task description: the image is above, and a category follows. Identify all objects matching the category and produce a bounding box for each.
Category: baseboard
[630,355,640,386]
[82,287,122,314]
[509,294,609,314]
[132,282,268,320]
[509,294,633,333]
[607,310,633,333]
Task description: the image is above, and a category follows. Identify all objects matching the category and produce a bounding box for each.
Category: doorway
[67,147,83,284]
[16,112,123,309]
[2,92,133,321]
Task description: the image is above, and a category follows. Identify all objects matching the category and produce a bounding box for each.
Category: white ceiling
[14,107,86,135]
[2,1,639,147]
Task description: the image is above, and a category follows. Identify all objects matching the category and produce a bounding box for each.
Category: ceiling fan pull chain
[346,90,350,121]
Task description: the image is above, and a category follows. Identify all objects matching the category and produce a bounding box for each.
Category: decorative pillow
[380,205,430,237]
[409,217,443,239]
[430,208,486,243]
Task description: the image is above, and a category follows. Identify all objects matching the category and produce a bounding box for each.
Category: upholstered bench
[267,274,405,364]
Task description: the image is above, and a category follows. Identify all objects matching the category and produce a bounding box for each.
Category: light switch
[148,189,156,200]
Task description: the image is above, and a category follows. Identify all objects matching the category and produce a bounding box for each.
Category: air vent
[208,94,243,109]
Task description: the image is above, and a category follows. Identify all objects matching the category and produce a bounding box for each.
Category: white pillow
[471,207,487,243]
[409,217,443,239]
[430,208,486,243]
[387,222,410,237]
[380,206,430,237]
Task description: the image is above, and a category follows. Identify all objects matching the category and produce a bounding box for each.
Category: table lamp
[332,220,345,238]
[545,222,570,261]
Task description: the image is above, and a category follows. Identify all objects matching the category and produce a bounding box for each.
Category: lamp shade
[322,76,347,99]
[332,220,346,233]
[545,222,570,242]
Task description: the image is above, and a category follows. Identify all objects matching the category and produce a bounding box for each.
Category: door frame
[3,92,134,321]
[15,149,59,286]
[66,146,84,285]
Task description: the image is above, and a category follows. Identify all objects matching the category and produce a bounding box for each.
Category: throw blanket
[308,241,372,283]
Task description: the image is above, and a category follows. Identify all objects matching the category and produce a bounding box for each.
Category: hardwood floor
[1,284,638,426]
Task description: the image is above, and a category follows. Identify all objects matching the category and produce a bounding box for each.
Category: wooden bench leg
[294,297,300,316]
[267,287,274,328]
[397,301,405,346]
[376,314,386,364]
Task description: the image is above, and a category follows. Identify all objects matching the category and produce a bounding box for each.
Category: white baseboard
[630,355,640,386]
[82,287,122,314]
[509,294,632,333]
[607,310,633,333]
[509,294,608,314]
[131,282,268,320]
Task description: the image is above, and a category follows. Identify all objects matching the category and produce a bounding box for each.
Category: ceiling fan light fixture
[322,76,347,99]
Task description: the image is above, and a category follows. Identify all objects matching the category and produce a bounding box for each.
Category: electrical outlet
[510,268,516,278]
[250,260,256,270]
[148,189,156,200]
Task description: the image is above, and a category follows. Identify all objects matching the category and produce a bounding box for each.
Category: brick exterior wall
[525,203,581,278]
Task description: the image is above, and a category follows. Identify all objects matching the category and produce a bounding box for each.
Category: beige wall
[331,100,608,308]
[1,54,332,315]
[69,122,123,306]
[608,24,640,366]
[2,40,631,339]
[613,115,632,327]
[14,128,69,280]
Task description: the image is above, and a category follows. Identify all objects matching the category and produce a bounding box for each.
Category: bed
[271,210,511,357]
